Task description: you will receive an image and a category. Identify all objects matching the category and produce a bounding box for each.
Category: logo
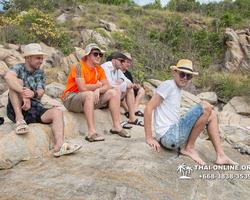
[177,163,194,179]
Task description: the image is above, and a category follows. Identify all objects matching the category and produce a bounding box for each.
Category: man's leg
[41,109,65,153]
[81,91,104,140]
[121,99,129,113]
[180,101,212,165]
[8,79,28,132]
[134,87,145,112]
[206,110,238,165]
[126,88,144,125]
[41,109,81,154]
[102,88,130,137]
[113,87,132,129]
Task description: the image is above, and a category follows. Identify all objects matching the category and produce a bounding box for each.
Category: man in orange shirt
[62,43,130,142]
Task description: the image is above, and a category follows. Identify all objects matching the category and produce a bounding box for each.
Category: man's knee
[127,87,134,95]
[113,87,122,95]
[210,110,217,119]
[200,101,212,114]
[139,87,145,96]
[108,89,120,99]
[82,91,94,102]
[51,109,63,118]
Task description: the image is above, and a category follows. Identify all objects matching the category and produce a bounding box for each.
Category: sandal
[110,129,131,138]
[14,119,29,135]
[124,111,129,118]
[128,118,144,127]
[85,133,105,142]
[135,110,144,117]
[120,121,132,129]
[53,142,82,157]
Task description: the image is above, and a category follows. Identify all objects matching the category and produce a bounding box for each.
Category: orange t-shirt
[62,61,107,99]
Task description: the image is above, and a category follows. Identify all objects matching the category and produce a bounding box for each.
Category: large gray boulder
[45,82,66,99]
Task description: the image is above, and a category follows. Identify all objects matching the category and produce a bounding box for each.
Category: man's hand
[97,81,102,88]
[146,138,161,152]
[115,79,123,85]
[133,84,139,90]
[93,88,100,104]
[22,87,34,99]
[22,98,31,111]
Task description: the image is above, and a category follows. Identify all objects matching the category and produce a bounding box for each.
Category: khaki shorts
[62,92,107,113]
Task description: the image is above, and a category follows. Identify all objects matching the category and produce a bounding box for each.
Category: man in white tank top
[144,59,238,166]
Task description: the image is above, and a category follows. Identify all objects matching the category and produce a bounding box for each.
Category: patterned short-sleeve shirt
[10,63,46,106]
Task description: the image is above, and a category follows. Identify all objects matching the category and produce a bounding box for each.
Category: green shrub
[0,8,59,45]
[57,33,74,55]
[152,69,173,81]
[198,55,212,69]
[130,62,146,84]
[194,71,250,101]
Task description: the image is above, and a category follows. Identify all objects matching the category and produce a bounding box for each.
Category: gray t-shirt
[10,63,46,106]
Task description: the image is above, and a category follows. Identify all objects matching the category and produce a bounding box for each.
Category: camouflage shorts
[7,98,49,124]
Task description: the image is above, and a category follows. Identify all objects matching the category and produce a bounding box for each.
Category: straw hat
[81,43,106,61]
[22,43,50,58]
[170,59,198,75]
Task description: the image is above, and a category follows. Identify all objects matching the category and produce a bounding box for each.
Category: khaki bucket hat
[22,43,50,58]
[123,53,132,60]
[81,43,106,61]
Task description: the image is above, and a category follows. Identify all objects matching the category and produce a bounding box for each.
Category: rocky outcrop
[0,79,250,199]
[197,92,218,105]
[45,82,66,99]
[81,29,111,49]
[0,90,250,199]
[223,28,250,72]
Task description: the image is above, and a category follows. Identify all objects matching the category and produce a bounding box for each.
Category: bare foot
[216,154,239,165]
[180,145,206,165]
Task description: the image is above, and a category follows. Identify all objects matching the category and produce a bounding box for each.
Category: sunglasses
[179,71,193,80]
[92,52,103,58]
[117,58,125,63]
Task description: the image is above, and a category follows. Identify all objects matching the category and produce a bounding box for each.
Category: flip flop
[85,133,105,142]
[14,119,29,135]
[128,118,144,127]
[135,110,144,117]
[110,129,131,138]
[53,142,82,157]
[120,121,132,129]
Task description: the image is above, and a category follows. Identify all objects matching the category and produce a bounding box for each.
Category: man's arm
[101,64,120,89]
[75,77,102,92]
[4,71,23,93]
[144,93,164,152]
[99,79,111,93]
[22,87,44,99]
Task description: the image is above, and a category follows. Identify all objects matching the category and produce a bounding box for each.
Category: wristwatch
[120,78,124,82]
[33,91,38,98]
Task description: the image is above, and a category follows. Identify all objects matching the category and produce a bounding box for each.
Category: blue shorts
[160,103,208,150]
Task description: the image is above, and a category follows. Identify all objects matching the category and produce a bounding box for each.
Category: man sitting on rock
[4,43,82,157]
[120,53,145,118]
[144,59,238,165]
[62,43,131,141]
[101,51,144,128]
